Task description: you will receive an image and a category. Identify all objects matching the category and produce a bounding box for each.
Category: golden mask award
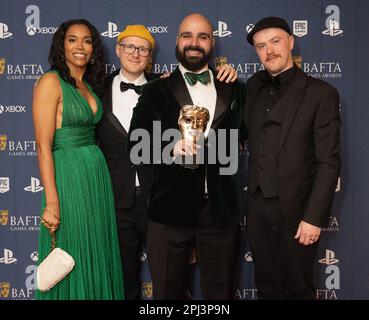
[178,105,210,169]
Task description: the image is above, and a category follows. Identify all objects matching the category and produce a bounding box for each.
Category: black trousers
[146,198,240,300]
[116,187,148,300]
[246,189,319,300]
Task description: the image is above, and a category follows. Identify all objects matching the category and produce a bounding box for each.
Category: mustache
[266,54,281,61]
[183,45,205,55]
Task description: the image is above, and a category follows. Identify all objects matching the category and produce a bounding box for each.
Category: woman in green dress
[33,19,124,300]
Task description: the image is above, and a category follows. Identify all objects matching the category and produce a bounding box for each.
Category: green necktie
[184,70,211,86]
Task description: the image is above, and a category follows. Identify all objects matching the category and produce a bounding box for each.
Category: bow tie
[120,81,143,95]
[184,70,210,86]
[261,73,281,90]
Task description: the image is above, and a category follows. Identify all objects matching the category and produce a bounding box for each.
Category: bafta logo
[0,282,10,298]
[142,281,153,298]
[0,58,5,75]
[0,135,7,151]
[0,210,9,225]
[293,55,302,69]
[215,56,228,68]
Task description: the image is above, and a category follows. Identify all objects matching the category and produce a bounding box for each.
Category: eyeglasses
[118,43,152,57]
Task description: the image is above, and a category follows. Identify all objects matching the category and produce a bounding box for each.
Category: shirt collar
[178,63,210,75]
[272,65,297,87]
[119,71,147,86]
[178,63,212,85]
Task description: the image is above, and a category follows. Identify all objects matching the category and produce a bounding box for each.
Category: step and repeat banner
[0,0,368,300]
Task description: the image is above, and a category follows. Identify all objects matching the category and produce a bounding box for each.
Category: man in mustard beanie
[96,24,159,300]
[117,24,155,49]
[97,23,237,300]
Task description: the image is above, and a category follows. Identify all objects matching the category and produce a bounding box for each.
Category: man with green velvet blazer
[128,13,245,299]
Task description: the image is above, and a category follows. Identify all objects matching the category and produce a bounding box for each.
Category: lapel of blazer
[101,68,127,137]
[106,113,128,136]
[245,73,263,131]
[166,67,193,108]
[276,67,308,155]
[102,69,120,113]
[212,74,232,128]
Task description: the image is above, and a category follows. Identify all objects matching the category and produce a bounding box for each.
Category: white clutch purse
[37,247,75,292]
[37,210,75,292]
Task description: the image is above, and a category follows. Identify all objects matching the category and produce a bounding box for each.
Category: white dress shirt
[178,63,217,137]
[112,71,147,186]
[178,64,217,194]
[112,71,147,133]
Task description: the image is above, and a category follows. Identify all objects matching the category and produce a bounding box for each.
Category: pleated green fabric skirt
[36,127,125,300]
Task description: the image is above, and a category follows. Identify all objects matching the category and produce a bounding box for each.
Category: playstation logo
[322,5,343,36]
[0,249,17,264]
[24,177,43,192]
[0,23,13,39]
[101,22,119,38]
[319,249,339,265]
[213,21,232,37]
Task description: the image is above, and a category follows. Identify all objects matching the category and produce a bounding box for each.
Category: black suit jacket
[128,67,246,228]
[96,69,160,211]
[244,67,341,230]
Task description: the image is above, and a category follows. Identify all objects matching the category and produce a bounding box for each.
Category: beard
[175,44,213,72]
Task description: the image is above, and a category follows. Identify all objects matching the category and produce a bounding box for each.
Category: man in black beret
[243,17,341,299]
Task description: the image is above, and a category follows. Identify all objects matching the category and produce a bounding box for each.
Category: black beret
[247,17,292,45]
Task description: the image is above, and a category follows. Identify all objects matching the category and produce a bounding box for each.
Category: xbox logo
[244,251,253,262]
[30,251,38,261]
[138,252,147,262]
[27,25,37,36]
[246,24,255,34]
[0,105,4,114]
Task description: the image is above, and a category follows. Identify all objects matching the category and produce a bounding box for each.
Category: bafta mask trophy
[178,105,210,169]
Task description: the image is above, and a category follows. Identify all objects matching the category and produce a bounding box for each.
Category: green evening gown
[36,71,125,300]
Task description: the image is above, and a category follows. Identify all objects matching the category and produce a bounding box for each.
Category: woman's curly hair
[48,19,106,96]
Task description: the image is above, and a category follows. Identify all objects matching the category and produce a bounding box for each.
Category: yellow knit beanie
[117,25,155,49]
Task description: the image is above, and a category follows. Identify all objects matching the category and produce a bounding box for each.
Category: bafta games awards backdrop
[0,0,368,300]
